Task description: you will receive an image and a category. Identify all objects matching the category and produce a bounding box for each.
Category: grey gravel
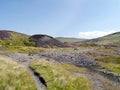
[39,50,99,68]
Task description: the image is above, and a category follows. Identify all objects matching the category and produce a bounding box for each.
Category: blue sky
[0,0,120,38]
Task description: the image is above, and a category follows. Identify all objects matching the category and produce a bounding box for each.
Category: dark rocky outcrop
[29,34,67,48]
[39,50,99,68]
[0,30,11,40]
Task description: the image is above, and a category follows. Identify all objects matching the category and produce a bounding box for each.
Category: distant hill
[0,31,11,40]
[0,30,35,47]
[56,37,86,43]
[0,30,67,48]
[80,32,120,47]
[29,35,67,48]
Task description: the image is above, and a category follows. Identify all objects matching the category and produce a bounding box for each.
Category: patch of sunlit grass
[0,57,37,90]
[100,62,120,75]
[30,60,92,90]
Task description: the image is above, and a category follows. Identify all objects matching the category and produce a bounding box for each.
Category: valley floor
[0,47,120,90]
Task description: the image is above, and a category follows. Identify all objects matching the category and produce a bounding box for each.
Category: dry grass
[30,59,92,90]
[0,57,37,90]
[100,62,120,75]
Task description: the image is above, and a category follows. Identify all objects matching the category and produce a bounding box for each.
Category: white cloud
[78,30,118,39]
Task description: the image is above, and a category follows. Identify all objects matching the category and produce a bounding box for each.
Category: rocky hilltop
[29,34,67,48]
[0,30,67,48]
[0,30,11,40]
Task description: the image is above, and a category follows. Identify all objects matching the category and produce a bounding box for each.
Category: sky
[0,0,120,39]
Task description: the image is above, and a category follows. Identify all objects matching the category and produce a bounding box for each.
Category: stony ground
[2,48,120,90]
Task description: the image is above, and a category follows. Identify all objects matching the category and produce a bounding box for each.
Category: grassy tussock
[30,60,92,90]
[100,63,120,75]
[6,47,73,53]
[7,46,46,53]
[95,55,120,64]
[0,46,48,54]
[0,57,37,90]
[61,63,87,73]
[95,54,120,75]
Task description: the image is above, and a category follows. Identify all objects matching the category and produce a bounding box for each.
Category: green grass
[100,63,120,75]
[0,57,37,90]
[0,31,35,47]
[61,63,87,73]
[87,32,120,46]
[0,46,73,55]
[95,55,120,64]
[0,46,49,54]
[30,59,92,90]
[6,46,46,53]
[95,54,120,75]
[56,37,85,43]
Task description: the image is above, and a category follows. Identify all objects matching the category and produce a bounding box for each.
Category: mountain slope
[90,32,120,46]
[0,30,11,40]
[56,37,86,43]
[29,34,67,47]
[0,30,67,48]
[76,32,120,47]
[0,30,35,47]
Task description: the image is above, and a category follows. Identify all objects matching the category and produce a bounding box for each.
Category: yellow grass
[0,57,37,90]
[30,59,92,90]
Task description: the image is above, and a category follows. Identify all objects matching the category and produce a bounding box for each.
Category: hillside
[89,32,120,46]
[0,31,11,40]
[0,56,37,90]
[0,30,35,47]
[0,30,67,48]
[56,37,86,43]
[75,32,120,47]
[29,34,67,48]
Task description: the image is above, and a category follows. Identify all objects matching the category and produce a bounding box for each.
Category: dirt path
[23,60,46,90]
[2,53,46,90]
[86,71,106,90]
[71,70,120,90]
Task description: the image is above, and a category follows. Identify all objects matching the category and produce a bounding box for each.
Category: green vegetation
[0,46,73,54]
[88,32,120,46]
[0,31,35,47]
[95,55,120,64]
[0,46,47,54]
[0,57,37,90]
[61,63,87,73]
[101,63,120,75]
[56,37,85,43]
[6,46,46,53]
[30,59,92,90]
[95,55,120,75]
